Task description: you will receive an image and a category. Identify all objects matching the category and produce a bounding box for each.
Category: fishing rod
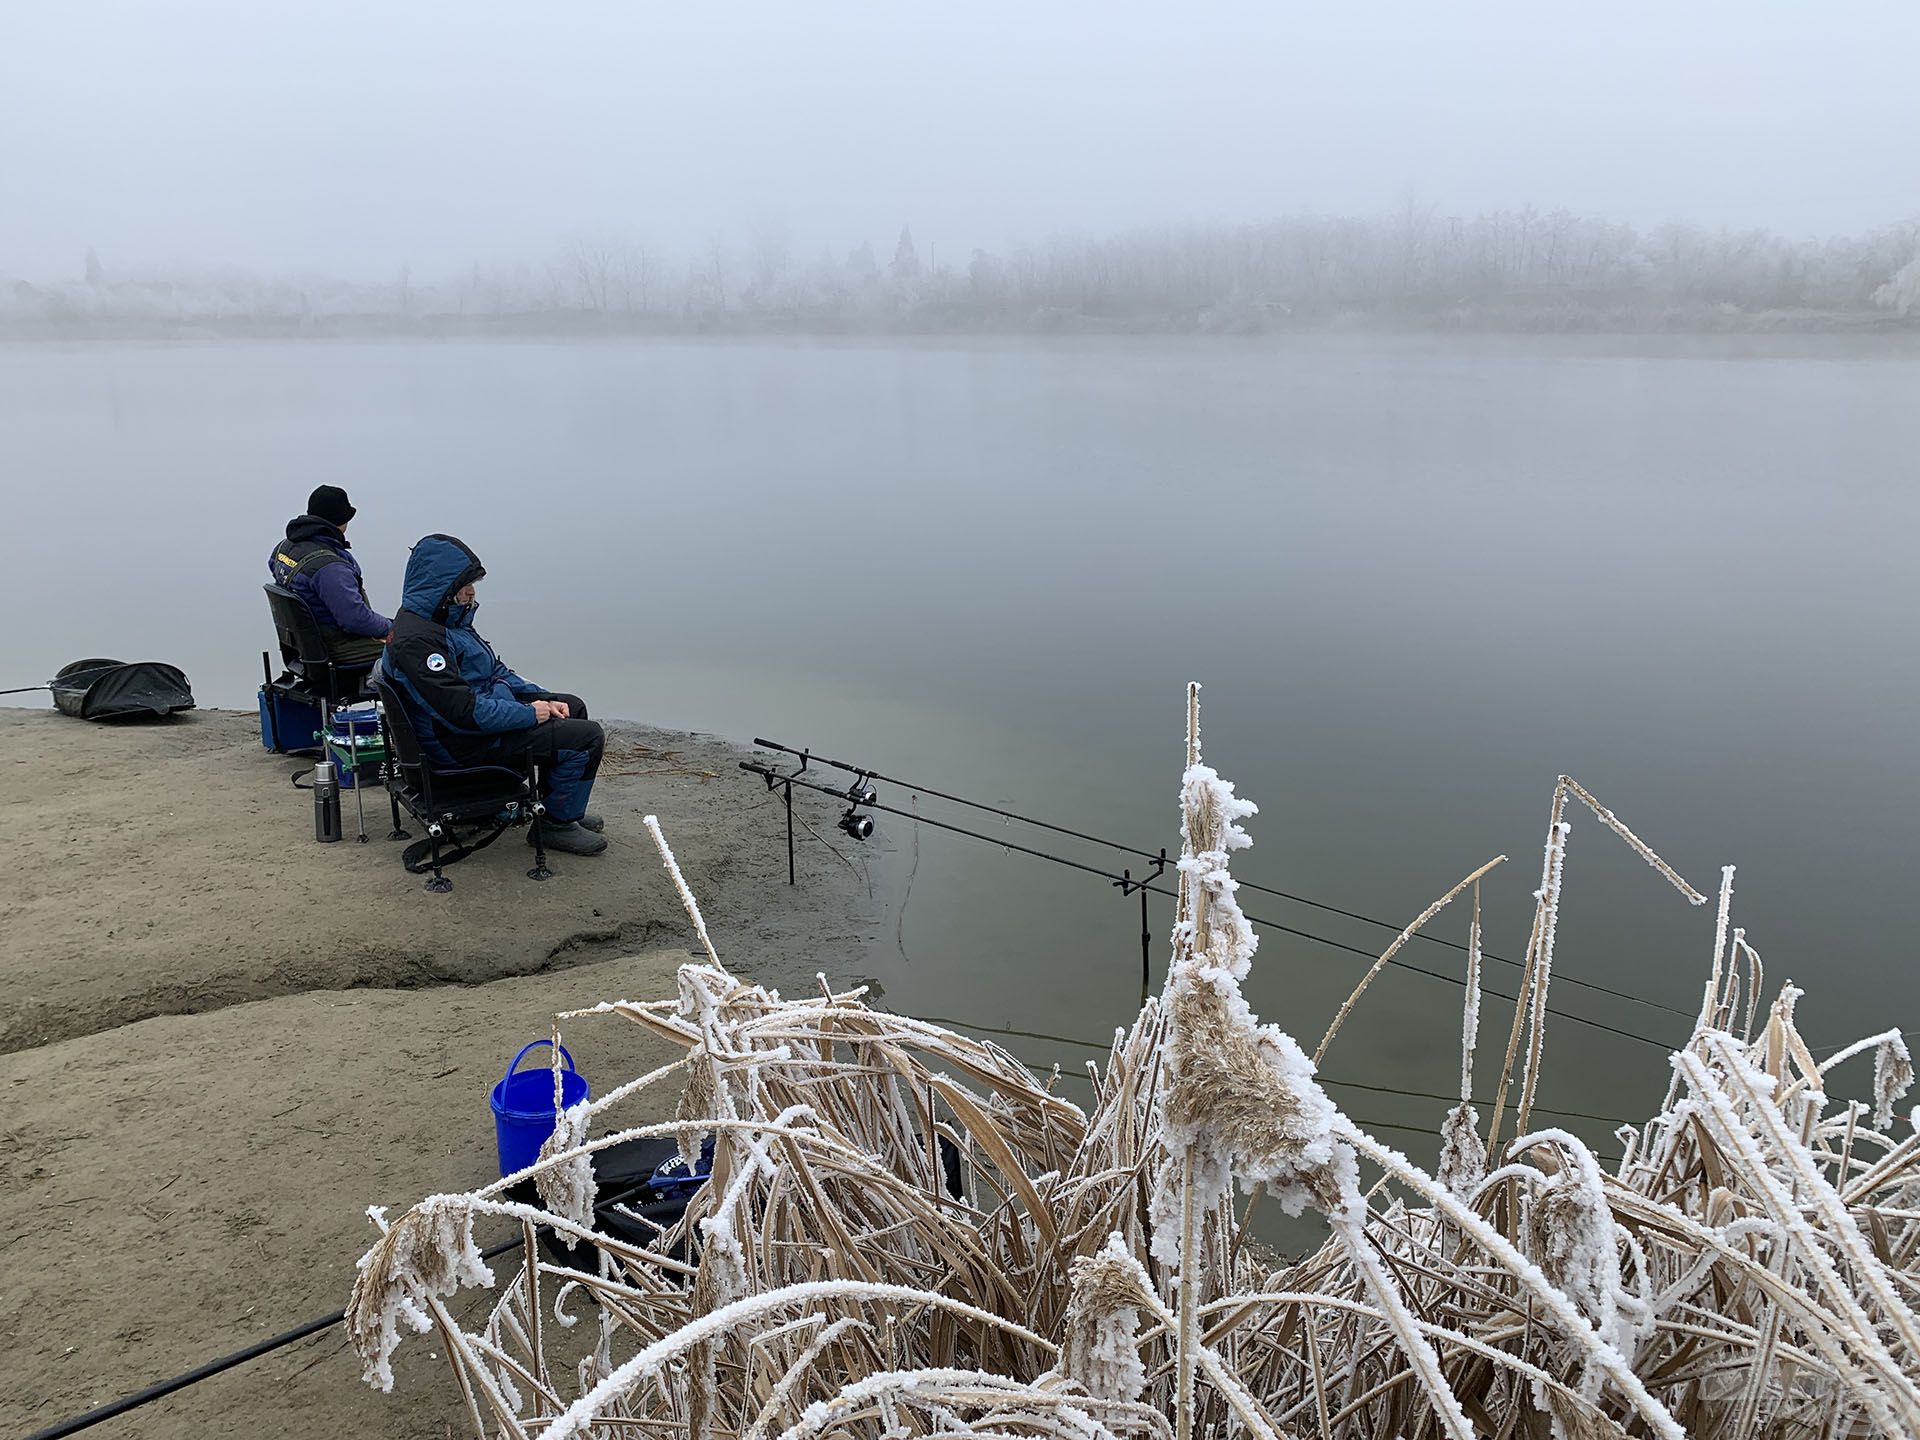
[23,1153,692,1440]
[738,756,1684,1054]
[750,737,1696,1024]
[23,1229,525,1440]
[4,662,133,699]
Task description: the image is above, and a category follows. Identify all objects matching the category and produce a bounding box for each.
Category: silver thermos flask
[313,758,343,843]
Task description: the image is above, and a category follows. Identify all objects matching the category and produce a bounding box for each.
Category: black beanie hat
[308,484,356,527]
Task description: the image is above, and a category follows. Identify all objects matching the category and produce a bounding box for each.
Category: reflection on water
[4,333,1916,1166]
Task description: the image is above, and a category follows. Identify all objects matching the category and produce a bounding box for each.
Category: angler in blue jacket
[267,485,392,664]
[383,534,608,857]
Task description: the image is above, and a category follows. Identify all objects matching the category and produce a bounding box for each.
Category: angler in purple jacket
[267,485,392,665]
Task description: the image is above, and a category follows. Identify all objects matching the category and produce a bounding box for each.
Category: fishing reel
[839,774,877,840]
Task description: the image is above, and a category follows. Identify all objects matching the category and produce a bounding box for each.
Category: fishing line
[745,759,1687,1054]
[910,1011,1640,1127]
[752,739,1698,1023]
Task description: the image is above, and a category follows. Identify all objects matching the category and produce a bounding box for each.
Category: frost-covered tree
[746,218,791,295]
[13,207,1920,338]
[1874,252,1920,318]
[967,247,1001,304]
[843,239,879,287]
[890,225,920,284]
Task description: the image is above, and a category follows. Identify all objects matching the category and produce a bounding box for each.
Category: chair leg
[424,823,453,893]
[527,764,551,881]
[374,708,411,841]
[527,807,552,882]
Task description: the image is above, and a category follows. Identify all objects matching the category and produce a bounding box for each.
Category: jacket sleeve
[493,654,544,699]
[311,562,392,638]
[460,639,538,733]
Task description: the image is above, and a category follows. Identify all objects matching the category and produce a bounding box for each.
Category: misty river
[5,332,1916,1162]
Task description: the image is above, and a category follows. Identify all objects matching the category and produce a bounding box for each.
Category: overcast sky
[4,1,1917,282]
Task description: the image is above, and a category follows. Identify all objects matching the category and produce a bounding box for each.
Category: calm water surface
[4,334,1915,1166]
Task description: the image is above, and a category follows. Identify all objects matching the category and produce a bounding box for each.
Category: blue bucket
[490,1041,590,1178]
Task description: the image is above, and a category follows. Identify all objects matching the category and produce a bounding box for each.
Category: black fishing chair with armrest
[369,670,551,893]
[262,582,377,726]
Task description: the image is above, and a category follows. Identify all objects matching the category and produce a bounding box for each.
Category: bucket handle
[502,1039,577,1086]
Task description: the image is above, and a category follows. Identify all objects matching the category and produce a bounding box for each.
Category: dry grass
[351,685,1920,1438]
[601,739,720,783]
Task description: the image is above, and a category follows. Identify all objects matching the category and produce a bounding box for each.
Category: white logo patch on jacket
[426,653,447,672]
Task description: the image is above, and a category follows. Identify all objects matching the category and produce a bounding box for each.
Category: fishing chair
[370,671,552,893]
[262,583,376,720]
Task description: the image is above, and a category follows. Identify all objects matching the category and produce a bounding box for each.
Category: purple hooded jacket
[269,515,392,640]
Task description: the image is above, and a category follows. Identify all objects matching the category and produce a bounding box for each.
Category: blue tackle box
[324,705,386,789]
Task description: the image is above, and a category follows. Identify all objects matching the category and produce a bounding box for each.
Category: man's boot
[533,820,607,856]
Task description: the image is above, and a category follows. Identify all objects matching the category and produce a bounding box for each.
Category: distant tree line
[7,207,1919,338]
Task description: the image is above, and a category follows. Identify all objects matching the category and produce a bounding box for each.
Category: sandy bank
[0,708,887,1055]
[0,706,889,1436]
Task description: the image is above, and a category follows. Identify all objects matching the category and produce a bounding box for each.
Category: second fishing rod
[738,748,1685,1054]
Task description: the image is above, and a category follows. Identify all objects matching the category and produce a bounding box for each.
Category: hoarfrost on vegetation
[1876,1033,1914,1130]
[1508,1128,1651,1364]
[1058,1235,1150,1403]
[1153,752,1355,1256]
[534,1100,596,1230]
[1438,1102,1486,1199]
[347,1195,494,1392]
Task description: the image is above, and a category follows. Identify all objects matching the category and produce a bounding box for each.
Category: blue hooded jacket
[382,534,544,762]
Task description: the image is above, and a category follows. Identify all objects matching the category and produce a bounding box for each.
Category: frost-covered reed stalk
[351,687,1920,1440]
[1314,854,1505,1068]
[1437,881,1487,1201]
[1152,683,1355,1440]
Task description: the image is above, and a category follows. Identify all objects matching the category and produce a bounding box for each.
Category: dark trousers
[451,692,604,823]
